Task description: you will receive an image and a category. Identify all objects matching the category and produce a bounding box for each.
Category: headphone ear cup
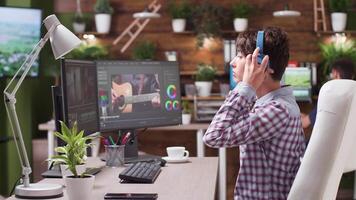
[256,31,265,65]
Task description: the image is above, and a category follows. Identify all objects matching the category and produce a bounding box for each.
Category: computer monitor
[282,67,312,102]
[60,59,99,135]
[96,60,182,131]
[58,60,181,161]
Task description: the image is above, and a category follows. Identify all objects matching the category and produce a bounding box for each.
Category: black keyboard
[119,162,161,183]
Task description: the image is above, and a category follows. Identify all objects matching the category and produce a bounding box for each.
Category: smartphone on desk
[104,193,158,200]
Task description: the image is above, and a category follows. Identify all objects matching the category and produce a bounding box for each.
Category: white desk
[149,124,227,200]
[38,121,227,200]
[7,157,218,200]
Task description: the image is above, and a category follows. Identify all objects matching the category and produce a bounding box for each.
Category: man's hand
[301,113,311,129]
[151,95,161,108]
[242,47,269,90]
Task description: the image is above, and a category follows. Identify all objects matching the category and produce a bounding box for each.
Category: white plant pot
[60,164,86,186]
[73,22,86,34]
[195,81,213,97]
[65,175,95,200]
[234,18,248,32]
[95,14,112,34]
[172,19,186,33]
[182,113,192,125]
[331,12,347,32]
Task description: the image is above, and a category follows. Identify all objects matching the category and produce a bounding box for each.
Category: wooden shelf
[316,31,356,37]
[180,70,226,76]
[182,95,226,101]
[174,29,317,35]
[76,32,109,38]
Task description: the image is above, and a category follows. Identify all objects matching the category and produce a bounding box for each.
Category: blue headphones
[256,31,265,65]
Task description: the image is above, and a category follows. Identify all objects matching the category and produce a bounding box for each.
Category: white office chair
[288,79,356,200]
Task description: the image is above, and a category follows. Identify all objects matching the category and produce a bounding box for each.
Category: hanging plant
[192,1,225,48]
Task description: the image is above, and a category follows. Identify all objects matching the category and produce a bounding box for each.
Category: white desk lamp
[3,14,81,199]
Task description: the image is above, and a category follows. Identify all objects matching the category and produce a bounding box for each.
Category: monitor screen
[0,7,42,77]
[96,60,182,131]
[61,59,99,134]
[282,67,312,101]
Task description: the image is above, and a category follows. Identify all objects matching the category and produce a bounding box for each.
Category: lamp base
[15,183,63,199]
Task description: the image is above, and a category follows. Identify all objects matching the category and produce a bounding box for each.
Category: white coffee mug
[166,146,189,159]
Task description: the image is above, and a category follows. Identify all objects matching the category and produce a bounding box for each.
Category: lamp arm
[3,26,54,188]
[4,26,54,96]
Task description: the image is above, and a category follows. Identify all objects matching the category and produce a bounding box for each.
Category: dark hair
[331,58,355,79]
[235,27,290,80]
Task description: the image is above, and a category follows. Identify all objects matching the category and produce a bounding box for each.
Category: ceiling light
[273,4,301,17]
[133,7,160,19]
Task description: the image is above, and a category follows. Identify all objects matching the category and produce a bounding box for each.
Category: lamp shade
[43,15,81,59]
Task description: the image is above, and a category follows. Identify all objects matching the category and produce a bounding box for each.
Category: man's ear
[331,69,341,79]
[267,68,274,74]
[264,72,274,82]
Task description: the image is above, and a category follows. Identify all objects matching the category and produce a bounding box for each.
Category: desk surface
[147,123,210,131]
[8,157,218,200]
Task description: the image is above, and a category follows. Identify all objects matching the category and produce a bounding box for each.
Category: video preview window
[99,73,161,117]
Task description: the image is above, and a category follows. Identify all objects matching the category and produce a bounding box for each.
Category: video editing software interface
[61,59,99,134]
[96,61,182,131]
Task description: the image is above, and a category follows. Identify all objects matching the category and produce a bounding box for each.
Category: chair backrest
[288,79,356,200]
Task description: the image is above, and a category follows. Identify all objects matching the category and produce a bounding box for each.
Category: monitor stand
[123,129,161,163]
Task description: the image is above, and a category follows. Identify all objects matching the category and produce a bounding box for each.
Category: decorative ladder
[313,0,327,32]
[112,0,161,53]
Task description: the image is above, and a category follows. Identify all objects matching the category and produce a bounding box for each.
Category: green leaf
[94,0,113,14]
[60,121,72,140]
[72,121,78,137]
[196,63,216,81]
[74,130,84,142]
[54,147,67,154]
[132,41,156,60]
[54,131,69,143]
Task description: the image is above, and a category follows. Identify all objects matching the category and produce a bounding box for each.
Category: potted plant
[320,35,356,83]
[167,0,192,33]
[192,2,225,48]
[181,100,192,125]
[232,2,252,32]
[94,0,113,34]
[67,43,110,60]
[50,121,96,200]
[195,63,216,97]
[329,0,351,32]
[73,13,86,34]
[132,41,156,60]
[73,0,86,33]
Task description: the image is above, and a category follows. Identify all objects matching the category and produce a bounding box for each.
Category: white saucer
[162,156,189,163]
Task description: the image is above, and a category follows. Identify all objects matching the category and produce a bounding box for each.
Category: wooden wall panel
[55,0,325,64]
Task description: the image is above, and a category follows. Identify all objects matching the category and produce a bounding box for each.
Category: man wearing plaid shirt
[203,27,306,200]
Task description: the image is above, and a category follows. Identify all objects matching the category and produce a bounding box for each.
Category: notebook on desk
[41,165,102,178]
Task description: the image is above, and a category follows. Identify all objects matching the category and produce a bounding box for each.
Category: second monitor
[96,60,182,131]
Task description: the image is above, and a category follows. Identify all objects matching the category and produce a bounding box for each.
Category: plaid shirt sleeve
[203,82,289,148]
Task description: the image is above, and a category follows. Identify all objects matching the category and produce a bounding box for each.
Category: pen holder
[105,145,125,167]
